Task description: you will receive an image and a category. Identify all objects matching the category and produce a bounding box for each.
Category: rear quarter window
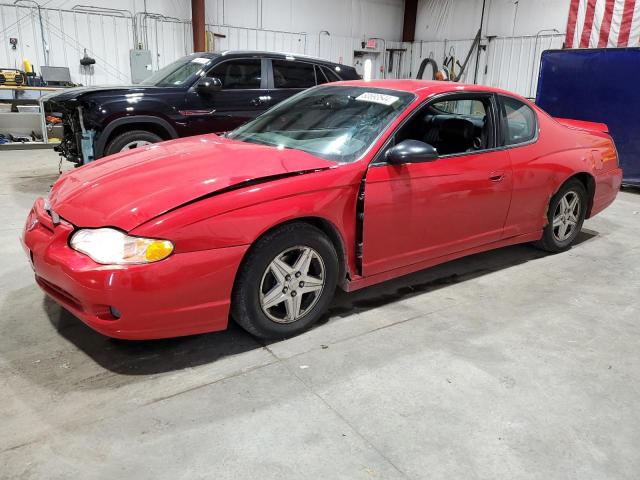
[322,65,342,82]
[501,96,537,145]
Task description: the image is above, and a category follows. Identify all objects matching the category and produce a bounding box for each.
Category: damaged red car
[22,80,623,340]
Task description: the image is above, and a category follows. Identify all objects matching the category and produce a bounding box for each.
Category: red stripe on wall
[598,0,616,47]
[618,0,636,46]
[579,0,598,47]
[565,0,581,47]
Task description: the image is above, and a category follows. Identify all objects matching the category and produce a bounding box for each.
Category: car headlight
[69,228,174,265]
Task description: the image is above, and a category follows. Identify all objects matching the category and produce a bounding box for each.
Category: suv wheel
[104,130,163,156]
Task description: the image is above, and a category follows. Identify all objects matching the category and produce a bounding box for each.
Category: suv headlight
[70,228,174,265]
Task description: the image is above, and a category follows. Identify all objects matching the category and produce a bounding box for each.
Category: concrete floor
[1,149,639,480]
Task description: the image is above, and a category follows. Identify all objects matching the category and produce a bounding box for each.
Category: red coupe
[22,80,623,340]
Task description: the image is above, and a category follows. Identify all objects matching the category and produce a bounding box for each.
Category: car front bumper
[21,198,248,340]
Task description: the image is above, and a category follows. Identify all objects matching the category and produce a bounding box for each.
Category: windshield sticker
[190,57,210,64]
[355,92,400,106]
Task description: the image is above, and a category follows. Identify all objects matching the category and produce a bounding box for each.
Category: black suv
[43,51,359,164]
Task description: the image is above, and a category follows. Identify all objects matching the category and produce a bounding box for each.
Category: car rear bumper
[22,198,248,340]
[590,167,623,217]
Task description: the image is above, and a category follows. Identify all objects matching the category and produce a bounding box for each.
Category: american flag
[565,0,640,48]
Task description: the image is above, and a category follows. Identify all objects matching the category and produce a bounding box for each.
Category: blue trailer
[536,48,640,187]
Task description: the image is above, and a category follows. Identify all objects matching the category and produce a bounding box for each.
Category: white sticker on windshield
[191,57,210,64]
[355,92,400,106]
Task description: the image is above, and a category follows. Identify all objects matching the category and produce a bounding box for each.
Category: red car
[22,80,623,340]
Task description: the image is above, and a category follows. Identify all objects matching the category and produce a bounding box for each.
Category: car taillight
[604,139,619,169]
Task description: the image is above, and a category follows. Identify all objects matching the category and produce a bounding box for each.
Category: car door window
[208,59,262,90]
[501,96,537,145]
[390,96,493,157]
[272,60,316,88]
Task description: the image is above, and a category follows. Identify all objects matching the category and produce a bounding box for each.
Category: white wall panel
[144,18,193,70]
[220,0,260,28]
[403,33,564,97]
[416,0,571,40]
[0,4,133,85]
[261,0,404,39]
[482,34,564,97]
[206,24,306,55]
[485,0,571,37]
[38,0,405,38]
[408,37,479,82]
[1,0,568,93]
[0,0,405,85]
[0,5,42,70]
[260,0,293,32]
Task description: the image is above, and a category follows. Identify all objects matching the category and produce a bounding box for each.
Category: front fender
[93,115,179,157]
[131,166,363,276]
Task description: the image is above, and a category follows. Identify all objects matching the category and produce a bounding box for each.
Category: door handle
[250,95,272,106]
[489,171,505,182]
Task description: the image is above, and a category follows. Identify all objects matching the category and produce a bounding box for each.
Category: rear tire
[231,222,338,339]
[535,178,587,253]
[104,130,162,156]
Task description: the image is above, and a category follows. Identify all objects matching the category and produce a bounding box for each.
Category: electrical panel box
[129,49,153,84]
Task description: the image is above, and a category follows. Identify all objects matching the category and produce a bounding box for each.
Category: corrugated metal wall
[483,34,565,97]
[0,4,133,85]
[0,2,565,97]
[405,33,565,97]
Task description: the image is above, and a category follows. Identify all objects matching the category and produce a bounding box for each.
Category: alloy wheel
[259,246,326,324]
[552,190,581,242]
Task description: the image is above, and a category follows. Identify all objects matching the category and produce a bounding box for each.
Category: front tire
[231,223,338,339]
[535,178,587,252]
[104,130,162,156]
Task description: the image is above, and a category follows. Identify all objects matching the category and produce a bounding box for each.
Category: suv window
[272,60,316,88]
[208,59,262,89]
[390,96,493,156]
[501,96,537,145]
[315,65,329,84]
[322,65,341,82]
[141,56,215,86]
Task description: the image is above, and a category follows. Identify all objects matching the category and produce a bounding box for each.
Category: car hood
[49,134,336,231]
[42,85,166,106]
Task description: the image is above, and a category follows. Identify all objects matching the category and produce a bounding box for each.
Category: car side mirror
[196,76,222,94]
[385,139,438,164]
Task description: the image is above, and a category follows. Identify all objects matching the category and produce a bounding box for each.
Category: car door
[496,95,546,237]
[183,58,269,135]
[362,93,513,277]
[266,59,320,106]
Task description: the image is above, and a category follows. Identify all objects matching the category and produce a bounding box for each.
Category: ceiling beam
[402,0,419,42]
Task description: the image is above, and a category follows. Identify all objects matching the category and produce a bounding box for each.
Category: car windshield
[140,55,216,86]
[227,86,416,162]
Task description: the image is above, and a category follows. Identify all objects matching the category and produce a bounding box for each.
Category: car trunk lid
[555,117,609,134]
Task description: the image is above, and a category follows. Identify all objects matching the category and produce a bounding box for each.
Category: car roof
[196,50,352,67]
[329,79,527,100]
